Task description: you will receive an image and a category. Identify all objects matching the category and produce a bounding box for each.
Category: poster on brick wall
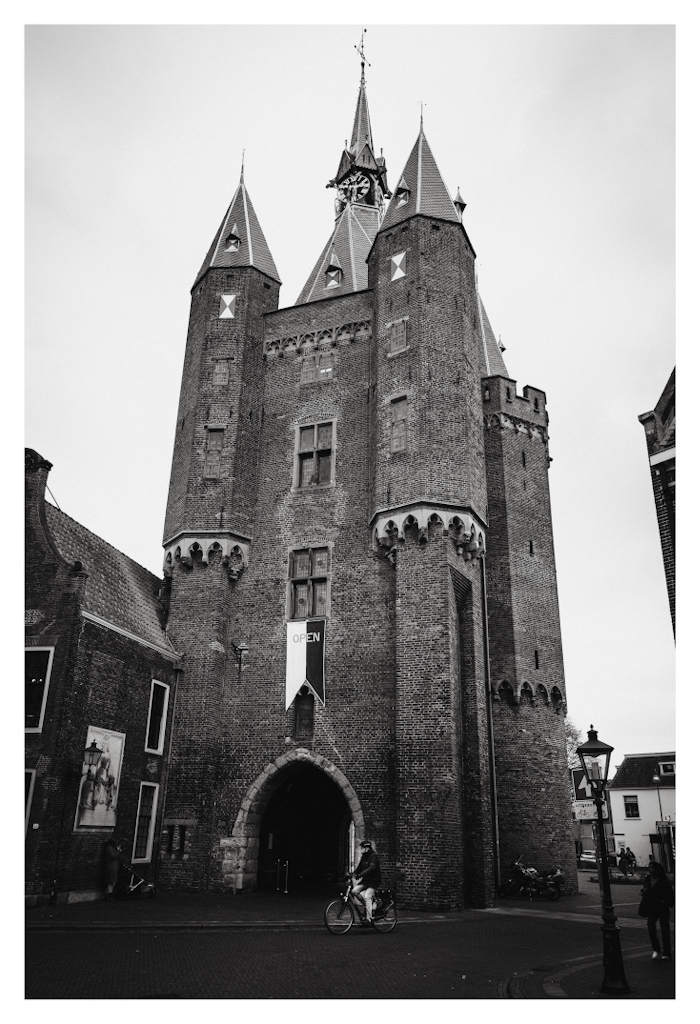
[285,619,325,709]
[73,727,125,832]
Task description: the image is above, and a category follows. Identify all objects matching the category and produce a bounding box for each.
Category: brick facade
[26,75,577,910]
[25,452,179,904]
[155,104,576,909]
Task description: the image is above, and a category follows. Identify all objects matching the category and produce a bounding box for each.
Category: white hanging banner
[285,619,326,709]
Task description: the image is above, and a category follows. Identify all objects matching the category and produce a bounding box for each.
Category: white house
[607,752,675,871]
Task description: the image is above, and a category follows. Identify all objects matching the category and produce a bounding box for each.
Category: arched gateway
[220,749,365,892]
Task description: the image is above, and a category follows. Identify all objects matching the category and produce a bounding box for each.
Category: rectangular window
[145,680,170,754]
[390,398,407,452]
[389,320,407,353]
[204,428,224,478]
[213,359,229,385]
[290,546,330,619]
[26,769,36,835]
[318,352,334,380]
[659,762,675,775]
[301,357,317,384]
[132,783,159,862]
[25,647,55,732]
[623,795,640,819]
[295,422,335,488]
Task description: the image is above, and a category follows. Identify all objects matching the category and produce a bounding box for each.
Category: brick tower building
[159,65,576,909]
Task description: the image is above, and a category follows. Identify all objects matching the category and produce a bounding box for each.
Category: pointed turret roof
[477,293,509,378]
[349,67,374,155]
[295,203,380,305]
[193,169,280,288]
[380,124,461,232]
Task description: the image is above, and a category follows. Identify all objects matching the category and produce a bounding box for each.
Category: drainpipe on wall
[480,555,500,890]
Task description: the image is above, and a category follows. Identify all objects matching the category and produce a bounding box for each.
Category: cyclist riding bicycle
[352,839,381,923]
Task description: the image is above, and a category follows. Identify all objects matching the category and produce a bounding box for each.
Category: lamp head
[576,724,614,791]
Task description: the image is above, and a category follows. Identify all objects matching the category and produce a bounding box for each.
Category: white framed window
[132,782,159,863]
[658,761,675,776]
[25,769,36,835]
[145,680,170,755]
[25,647,55,733]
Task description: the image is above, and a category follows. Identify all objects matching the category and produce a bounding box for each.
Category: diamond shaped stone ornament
[219,294,236,319]
[390,252,406,281]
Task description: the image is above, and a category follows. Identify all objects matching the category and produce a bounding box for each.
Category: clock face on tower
[338,171,371,204]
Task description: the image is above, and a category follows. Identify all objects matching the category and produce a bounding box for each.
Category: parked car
[579,851,597,865]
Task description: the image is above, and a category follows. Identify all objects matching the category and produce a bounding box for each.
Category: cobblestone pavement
[25,876,676,1001]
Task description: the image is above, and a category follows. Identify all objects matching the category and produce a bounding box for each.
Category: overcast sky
[24,19,676,768]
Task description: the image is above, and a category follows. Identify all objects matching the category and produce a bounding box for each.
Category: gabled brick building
[639,370,675,635]
[157,66,576,909]
[25,450,180,904]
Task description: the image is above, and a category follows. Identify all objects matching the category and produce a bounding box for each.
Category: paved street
[25,874,675,1000]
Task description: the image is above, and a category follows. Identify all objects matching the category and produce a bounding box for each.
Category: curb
[501,946,656,998]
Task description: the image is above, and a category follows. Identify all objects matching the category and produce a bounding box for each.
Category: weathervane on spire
[355,28,370,81]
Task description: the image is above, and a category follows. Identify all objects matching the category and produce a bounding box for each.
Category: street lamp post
[577,725,630,995]
[652,773,664,820]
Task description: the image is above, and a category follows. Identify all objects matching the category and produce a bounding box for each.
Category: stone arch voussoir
[220,749,365,892]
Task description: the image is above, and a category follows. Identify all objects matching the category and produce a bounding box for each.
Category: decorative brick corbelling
[263,319,372,360]
[373,504,486,564]
[483,412,548,443]
[163,532,250,580]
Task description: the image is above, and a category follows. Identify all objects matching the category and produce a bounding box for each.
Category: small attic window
[325,253,343,290]
[658,761,675,776]
[396,176,410,207]
[225,224,241,252]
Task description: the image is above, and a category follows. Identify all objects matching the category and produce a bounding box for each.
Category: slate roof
[295,203,380,305]
[380,125,461,232]
[608,753,676,789]
[350,71,373,154]
[194,174,280,288]
[45,503,178,658]
[478,295,509,378]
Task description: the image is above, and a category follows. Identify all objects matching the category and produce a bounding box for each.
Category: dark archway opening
[257,763,350,891]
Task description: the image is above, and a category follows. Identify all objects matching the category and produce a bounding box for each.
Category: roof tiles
[45,503,177,657]
[194,177,280,288]
[296,203,380,305]
[381,126,461,232]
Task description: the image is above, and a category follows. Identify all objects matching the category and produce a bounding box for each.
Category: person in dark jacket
[103,838,121,899]
[352,839,381,923]
[641,861,674,959]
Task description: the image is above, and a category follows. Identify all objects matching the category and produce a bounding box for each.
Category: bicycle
[324,877,397,934]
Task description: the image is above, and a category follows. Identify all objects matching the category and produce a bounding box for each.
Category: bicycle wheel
[324,899,353,934]
[545,886,561,901]
[372,901,397,933]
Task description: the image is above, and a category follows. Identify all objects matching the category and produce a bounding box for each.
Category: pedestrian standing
[618,848,628,876]
[640,861,674,960]
[103,838,121,899]
[626,847,637,875]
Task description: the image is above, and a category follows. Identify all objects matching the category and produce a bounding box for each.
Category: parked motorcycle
[498,859,563,901]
